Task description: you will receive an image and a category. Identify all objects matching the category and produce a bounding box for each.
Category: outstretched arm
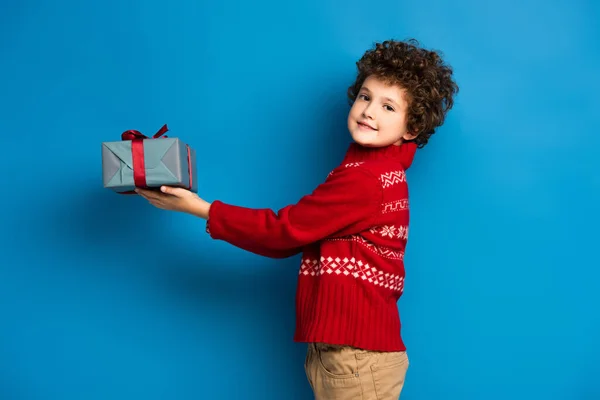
[136,166,382,259]
[136,186,300,258]
[206,167,382,256]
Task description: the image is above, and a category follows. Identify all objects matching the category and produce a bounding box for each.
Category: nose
[362,102,375,119]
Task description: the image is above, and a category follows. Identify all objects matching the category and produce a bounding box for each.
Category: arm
[135,187,300,258]
[205,220,302,259]
[206,166,382,257]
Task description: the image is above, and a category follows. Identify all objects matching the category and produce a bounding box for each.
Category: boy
[137,38,458,399]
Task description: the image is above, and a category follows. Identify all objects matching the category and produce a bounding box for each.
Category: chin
[347,126,366,144]
[348,130,377,147]
[351,136,380,148]
[352,135,400,149]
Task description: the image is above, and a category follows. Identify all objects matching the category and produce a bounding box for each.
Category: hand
[135,186,211,219]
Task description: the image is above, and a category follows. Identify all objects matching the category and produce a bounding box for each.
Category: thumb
[160,186,186,197]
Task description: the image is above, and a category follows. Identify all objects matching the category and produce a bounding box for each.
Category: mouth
[357,121,377,131]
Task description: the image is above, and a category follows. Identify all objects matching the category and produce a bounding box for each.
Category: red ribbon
[118,124,193,194]
[121,124,169,189]
[186,146,193,191]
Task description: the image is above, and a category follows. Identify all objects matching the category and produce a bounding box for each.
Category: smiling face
[347,75,415,147]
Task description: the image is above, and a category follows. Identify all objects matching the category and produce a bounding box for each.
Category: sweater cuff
[205,200,224,240]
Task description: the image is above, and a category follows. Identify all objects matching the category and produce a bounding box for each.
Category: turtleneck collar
[342,141,418,169]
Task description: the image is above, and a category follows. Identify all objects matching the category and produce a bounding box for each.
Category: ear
[402,131,418,141]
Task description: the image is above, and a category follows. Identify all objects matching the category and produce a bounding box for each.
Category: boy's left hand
[135,186,211,219]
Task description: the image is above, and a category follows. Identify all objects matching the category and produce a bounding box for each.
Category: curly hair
[348,39,459,148]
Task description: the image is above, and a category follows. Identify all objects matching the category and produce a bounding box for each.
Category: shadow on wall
[43,186,312,399]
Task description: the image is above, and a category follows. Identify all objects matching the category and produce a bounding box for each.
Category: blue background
[1,0,598,399]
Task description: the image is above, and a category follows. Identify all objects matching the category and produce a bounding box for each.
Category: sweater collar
[342,141,418,169]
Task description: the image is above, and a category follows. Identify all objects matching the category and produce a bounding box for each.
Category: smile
[357,122,377,131]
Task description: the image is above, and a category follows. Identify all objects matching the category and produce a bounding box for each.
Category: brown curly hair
[348,39,459,148]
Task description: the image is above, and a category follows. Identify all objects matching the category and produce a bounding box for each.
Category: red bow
[121,124,169,141]
[120,124,169,191]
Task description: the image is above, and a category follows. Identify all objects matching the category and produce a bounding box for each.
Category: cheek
[388,115,407,132]
[348,106,356,119]
[348,107,359,124]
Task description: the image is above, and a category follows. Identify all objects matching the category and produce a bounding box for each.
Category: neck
[343,141,417,169]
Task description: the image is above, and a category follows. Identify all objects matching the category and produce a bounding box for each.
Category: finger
[136,188,161,200]
[150,202,164,209]
[160,186,186,197]
[147,199,165,208]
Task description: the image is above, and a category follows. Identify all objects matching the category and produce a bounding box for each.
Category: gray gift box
[101,125,198,194]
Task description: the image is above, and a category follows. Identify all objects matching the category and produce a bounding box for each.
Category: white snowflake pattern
[370,225,409,240]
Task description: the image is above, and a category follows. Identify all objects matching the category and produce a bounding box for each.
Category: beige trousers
[304,343,409,400]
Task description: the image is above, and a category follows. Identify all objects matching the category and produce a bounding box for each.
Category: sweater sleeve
[206,166,382,258]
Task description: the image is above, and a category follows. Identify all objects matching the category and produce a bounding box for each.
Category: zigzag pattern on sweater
[379,170,406,188]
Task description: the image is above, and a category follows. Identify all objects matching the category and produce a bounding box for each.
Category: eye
[358,94,370,101]
[384,104,395,112]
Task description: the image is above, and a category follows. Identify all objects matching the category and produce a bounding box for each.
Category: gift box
[102,124,198,194]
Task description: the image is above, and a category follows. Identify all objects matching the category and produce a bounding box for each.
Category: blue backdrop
[1,0,598,399]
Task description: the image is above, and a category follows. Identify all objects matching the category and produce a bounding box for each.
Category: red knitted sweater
[207,141,417,352]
